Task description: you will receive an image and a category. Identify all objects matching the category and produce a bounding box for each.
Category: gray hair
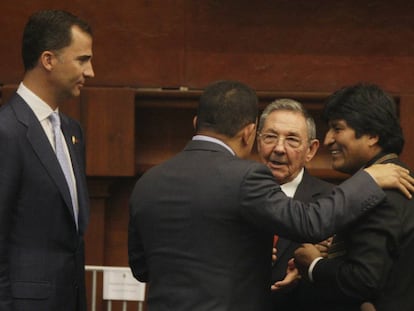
[258,98,316,140]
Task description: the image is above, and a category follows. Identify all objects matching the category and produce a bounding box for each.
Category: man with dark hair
[0,10,94,310]
[22,10,92,72]
[294,83,414,311]
[196,80,258,137]
[128,80,412,311]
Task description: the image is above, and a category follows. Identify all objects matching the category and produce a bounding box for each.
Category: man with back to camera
[0,10,94,310]
[256,99,334,310]
[128,80,414,311]
[294,83,414,311]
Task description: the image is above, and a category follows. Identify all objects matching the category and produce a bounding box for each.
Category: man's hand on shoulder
[365,163,414,199]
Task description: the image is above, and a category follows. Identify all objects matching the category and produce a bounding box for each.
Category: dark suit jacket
[311,154,414,311]
[270,170,334,310]
[128,139,384,311]
[0,94,89,311]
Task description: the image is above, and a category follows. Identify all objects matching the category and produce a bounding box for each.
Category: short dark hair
[323,83,404,154]
[196,80,258,137]
[22,10,92,71]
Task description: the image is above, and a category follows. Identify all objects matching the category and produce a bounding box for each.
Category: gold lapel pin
[71,136,79,144]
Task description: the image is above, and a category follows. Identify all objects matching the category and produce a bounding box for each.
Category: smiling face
[324,119,380,174]
[50,25,94,102]
[257,110,319,184]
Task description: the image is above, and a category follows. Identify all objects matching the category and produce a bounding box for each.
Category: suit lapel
[294,171,323,202]
[12,96,77,228]
[277,171,319,257]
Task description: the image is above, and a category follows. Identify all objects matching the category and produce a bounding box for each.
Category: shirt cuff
[308,256,324,282]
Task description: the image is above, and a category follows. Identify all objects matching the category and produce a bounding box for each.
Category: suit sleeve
[312,192,402,301]
[128,201,149,282]
[0,125,19,309]
[240,163,385,243]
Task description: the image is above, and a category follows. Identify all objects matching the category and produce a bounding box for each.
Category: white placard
[103,268,146,301]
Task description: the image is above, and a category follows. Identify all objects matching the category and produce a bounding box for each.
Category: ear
[40,51,56,71]
[368,134,380,147]
[305,139,320,162]
[193,116,198,131]
[242,123,257,145]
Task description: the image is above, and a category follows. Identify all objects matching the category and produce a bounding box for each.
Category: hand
[360,302,376,311]
[271,258,301,291]
[314,237,333,258]
[365,163,414,199]
[294,243,322,278]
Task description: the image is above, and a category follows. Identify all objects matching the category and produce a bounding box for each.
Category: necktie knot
[49,112,61,128]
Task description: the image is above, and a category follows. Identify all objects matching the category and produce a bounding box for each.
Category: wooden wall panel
[1,1,414,92]
[399,95,414,169]
[103,179,135,266]
[84,179,112,311]
[134,91,198,172]
[81,87,136,176]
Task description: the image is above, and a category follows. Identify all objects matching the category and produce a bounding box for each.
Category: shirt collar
[17,82,56,121]
[192,135,235,156]
[365,151,398,166]
[280,168,304,198]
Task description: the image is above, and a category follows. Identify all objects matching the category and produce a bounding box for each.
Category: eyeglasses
[258,132,302,148]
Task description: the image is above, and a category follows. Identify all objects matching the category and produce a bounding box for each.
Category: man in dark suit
[128,80,413,311]
[0,10,94,310]
[256,99,334,310]
[294,83,414,311]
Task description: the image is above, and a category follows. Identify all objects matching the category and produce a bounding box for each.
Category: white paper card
[103,269,146,301]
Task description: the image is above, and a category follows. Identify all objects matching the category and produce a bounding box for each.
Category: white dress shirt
[17,82,79,213]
